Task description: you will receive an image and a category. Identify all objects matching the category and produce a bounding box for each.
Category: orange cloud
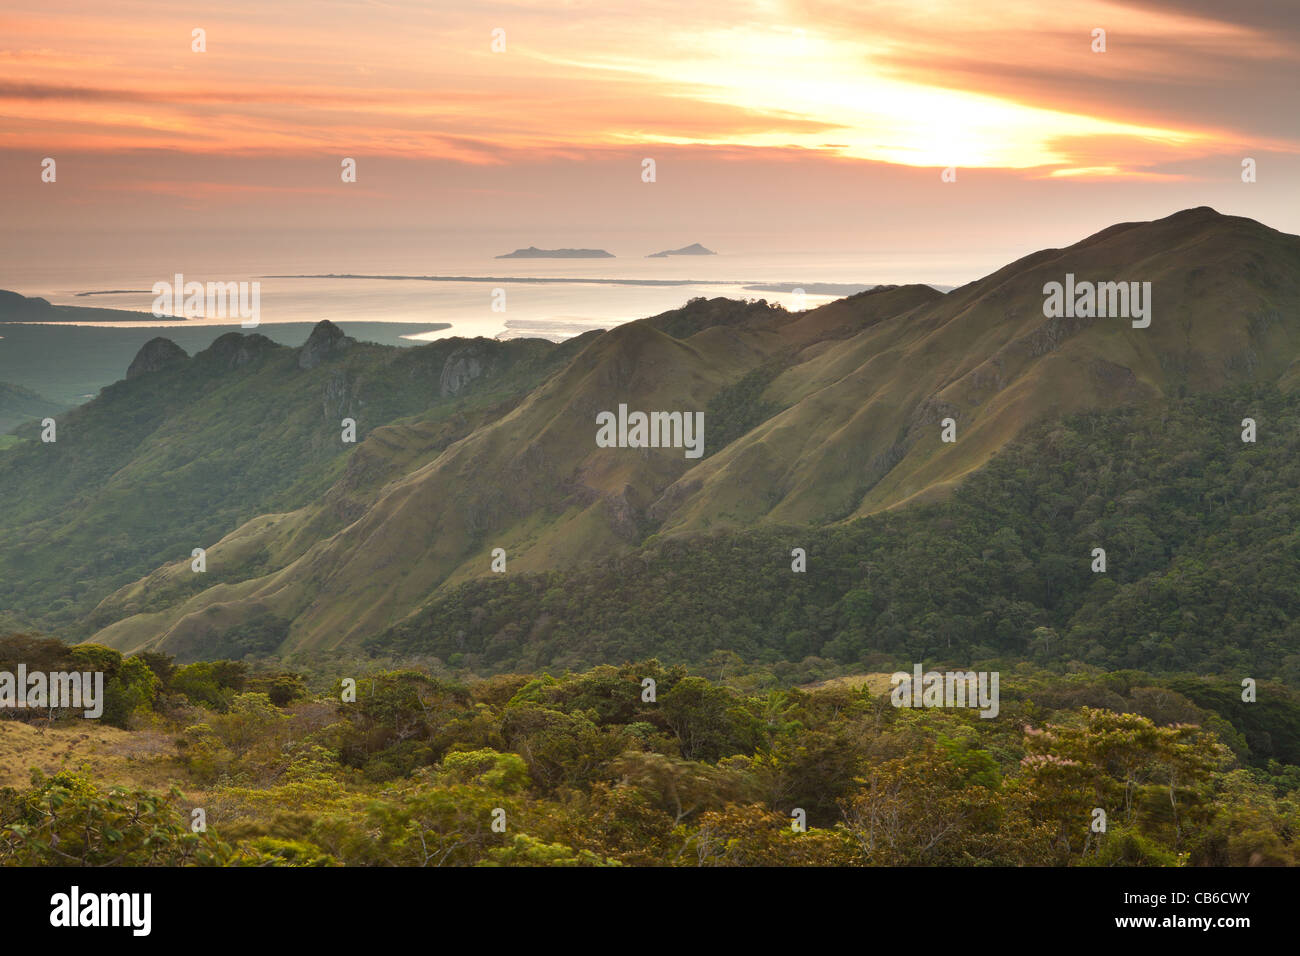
[0,0,1294,178]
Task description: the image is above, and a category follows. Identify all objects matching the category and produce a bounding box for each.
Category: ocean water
[1,243,971,404]
[3,245,970,342]
[43,275,794,342]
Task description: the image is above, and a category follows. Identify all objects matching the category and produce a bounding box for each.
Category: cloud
[0,0,1294,198]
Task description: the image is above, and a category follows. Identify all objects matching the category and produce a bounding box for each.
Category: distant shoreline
[258,274,941,295]
[262,273,748,287]
[0,320,454,330]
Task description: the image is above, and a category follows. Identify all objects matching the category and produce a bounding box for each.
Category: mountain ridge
[5,207,1297,663]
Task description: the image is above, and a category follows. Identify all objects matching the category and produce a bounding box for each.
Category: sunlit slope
[90,315,759,654]
[90,292,938,657]
[652,207,1300,533]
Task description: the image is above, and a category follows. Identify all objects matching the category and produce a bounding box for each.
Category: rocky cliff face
[439,344,488,396]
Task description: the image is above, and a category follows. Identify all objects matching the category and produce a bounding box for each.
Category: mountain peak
[199,331,278,370]
[298,320,355,369]
[126,337,189,379]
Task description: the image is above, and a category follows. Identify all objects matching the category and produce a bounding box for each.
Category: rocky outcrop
[202,332,278,370]
[439,345,488,396]
[125,338,189,379]
[298,320,355,370]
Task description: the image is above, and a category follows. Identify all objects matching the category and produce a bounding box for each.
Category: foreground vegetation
[2,636,1296,866]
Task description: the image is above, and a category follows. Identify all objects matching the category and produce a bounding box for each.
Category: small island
[647,242,716,258]
[496,246,614,259]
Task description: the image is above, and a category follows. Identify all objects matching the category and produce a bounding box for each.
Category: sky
[2,0,1298,282]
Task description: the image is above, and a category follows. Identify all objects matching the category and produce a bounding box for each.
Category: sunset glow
[2,0,1292,167]
[2,0,1297,270]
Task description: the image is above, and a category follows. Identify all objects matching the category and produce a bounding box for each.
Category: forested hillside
[0,324,589,634]
[374,384,1300,687]
[0,382,65,433]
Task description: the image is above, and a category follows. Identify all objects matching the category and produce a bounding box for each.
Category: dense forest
[1,635,1297,866]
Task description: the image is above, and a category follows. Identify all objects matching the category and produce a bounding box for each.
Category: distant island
[647,242,716,258]
[495,247,614,259]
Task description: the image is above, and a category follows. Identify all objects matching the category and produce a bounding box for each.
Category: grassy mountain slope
[373,383,1300,687]
[0,323,586,635]
[90,306,799,655]
[40,208,1300,663]
[652,207,1300,535]
[89,288,958,657]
